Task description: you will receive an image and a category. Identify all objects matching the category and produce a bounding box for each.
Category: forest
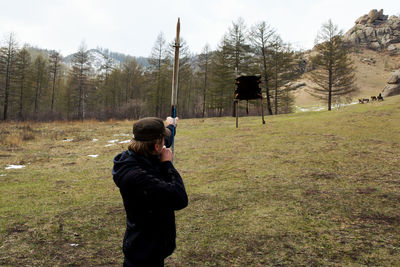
[0,18,306,121]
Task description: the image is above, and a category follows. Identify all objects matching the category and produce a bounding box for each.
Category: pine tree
[0,33,18,120]
[110,68,123,117]
[32,54,48,117]
[15,47,31,120]
[209,40,235,116]
[100,53,113,82]
[96,53,114,119]
[49,51,61,113]
[121,57,144,119]
[269,36,300,114]
[69,43,91,120]
[307,20,357,110]
[198,44,212,117]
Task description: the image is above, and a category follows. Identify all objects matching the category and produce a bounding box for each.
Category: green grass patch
[1,97,400,266]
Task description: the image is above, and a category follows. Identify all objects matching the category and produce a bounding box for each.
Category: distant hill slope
[294,48,400,107]
[62,49,150,73]
[25,45,150,73]
[293,9,400,107]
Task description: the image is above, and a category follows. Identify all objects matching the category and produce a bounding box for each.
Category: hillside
[1,95,400,266]
[293,9,400,108]
[294,48,400,107]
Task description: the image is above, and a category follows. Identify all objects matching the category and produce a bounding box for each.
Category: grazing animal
[363,98,369,103]
[378,93,384,101]
[371,96,377,101]
[359,98,364,104]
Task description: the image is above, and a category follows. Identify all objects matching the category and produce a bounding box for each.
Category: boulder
[343,10,400,51]
[370,42,382,50]
[368,9,382,23]
[382,70,400,97]
[355,15,369,25]
[387,44,399,54]
[286,82,306,90]
[382,83,400,97]
[387,70,400,84]
[361,58,376,65]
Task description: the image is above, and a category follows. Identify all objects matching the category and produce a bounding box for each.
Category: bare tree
[225,18,251,75]
[268,36,300,114]
[198,44,211,117]
[250,21,275,115]
[100,53,113,82]
[70,42,91,120]
[149,32,167,117]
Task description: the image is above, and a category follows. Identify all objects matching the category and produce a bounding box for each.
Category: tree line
[0,18,355,121]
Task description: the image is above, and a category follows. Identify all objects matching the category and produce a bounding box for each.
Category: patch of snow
[63,49,121,74]
[5,165,25,170]
[104,144,114,147]
[297,101,359,113]
[70,243,79,247]
[63,139,73,142]
[0,174,6,177]
[108,139,119,143]
[296,106,326,112]
[114,133,131,137]
[119,140,131,144]
[88,155,99,158]
[92,139,98,142]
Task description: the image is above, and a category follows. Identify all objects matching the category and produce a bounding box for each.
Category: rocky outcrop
[381,70,400,97]
[343,9,400,52]
[286,81,306,90]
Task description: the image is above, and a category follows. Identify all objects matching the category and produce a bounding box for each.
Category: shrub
[2,135,23,147]
[22,132,35,141]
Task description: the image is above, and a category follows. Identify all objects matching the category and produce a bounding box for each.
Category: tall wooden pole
[171,18,181,159]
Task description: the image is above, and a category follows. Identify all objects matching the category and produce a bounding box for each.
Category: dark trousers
[123,256,164,267]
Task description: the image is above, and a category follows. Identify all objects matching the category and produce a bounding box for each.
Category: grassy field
[1,96,400,266]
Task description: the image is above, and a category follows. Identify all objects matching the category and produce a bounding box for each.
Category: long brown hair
[128,137,163,158]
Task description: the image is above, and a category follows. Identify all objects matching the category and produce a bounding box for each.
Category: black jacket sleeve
[121,161,188,211]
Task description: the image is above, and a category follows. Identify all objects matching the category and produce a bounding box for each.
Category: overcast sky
[0,0,399,57]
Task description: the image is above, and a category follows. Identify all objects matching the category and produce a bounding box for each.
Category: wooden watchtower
[234,75,265,128]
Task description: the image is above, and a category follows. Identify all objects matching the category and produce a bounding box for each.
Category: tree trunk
[328,61,333,111]
[262,46,273,115]
[51,55,59,112]
[274,59,278,115]
[202,59,208,118]
[34,80,40,114]
[3,44,13,121]
[155,57,161,116]
[18,72,25,120]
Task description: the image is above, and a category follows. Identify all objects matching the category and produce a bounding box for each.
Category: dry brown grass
[1,96,400,266]
[0,124,38,147]
[294,48,400,107]
[1,135,23,147]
